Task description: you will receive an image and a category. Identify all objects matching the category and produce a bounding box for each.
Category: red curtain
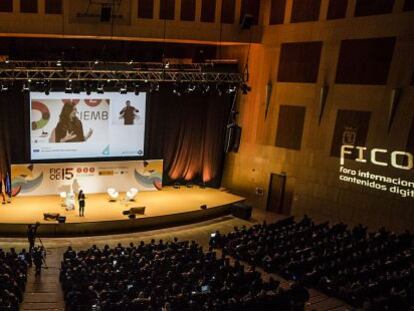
[147,90,233,187]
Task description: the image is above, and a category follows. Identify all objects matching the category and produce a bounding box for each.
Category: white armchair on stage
[65,192,75,211]
[60,192,67,207]
[107,188,119,202]
[125,188,138,201]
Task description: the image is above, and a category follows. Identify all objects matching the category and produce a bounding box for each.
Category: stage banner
[11,160,163,197]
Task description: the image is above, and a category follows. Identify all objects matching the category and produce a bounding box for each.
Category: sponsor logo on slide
[31,101,50,130]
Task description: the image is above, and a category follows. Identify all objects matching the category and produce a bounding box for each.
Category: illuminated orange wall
[221,0,414,231]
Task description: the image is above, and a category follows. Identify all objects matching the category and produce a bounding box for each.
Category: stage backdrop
[11,160,162,196]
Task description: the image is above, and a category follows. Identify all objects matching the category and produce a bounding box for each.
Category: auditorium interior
[0,0,413,310]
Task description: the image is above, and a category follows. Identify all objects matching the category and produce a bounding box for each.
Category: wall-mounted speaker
[101,7,111,22]
[200,204,207,210]
[225,125,242,153]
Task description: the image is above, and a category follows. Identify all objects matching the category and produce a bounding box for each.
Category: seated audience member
[60,239,310,311]
[0,247,29,310]
[210,216,413,310]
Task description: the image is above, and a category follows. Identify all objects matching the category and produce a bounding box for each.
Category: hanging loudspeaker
[225,124,242,153]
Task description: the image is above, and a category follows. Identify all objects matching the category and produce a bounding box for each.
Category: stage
[0,187,244,237]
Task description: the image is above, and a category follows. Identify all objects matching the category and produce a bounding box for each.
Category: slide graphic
[31,101,50,130]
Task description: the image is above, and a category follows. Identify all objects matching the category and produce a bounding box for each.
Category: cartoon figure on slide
[54,103,93,142]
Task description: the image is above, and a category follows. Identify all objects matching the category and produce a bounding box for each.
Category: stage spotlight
[56,60,62,67]
[201,84,210,94]
[216,84,223,96]
[65,80,73,93]
[173,83,182,96]
[97,84,104,94]
[164,61,170,69]
[0,83,9,93]
[5,59,9,64]
[187,84,196,93]
[84,83,92,95]
[120,84,128,94]
[134,84,140,96]
[227,85,237,94]
[22,79,31,92]
[73,86,81,94]
[128,60,134,65]
[94,60,99,65]
[43,80,51,95]
[44,83,50,95]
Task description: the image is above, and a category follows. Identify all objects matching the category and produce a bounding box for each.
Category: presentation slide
[30,92,146,160]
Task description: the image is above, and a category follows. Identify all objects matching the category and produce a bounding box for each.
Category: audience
[60,238,309,311]
[0,248,29,310]
[210,216,414,310]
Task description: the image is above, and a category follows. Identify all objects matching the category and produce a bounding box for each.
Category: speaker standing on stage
[78,189,85,217]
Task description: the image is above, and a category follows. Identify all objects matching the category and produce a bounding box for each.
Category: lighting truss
[0,61,243,84]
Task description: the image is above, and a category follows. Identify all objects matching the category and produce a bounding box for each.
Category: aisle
[21,247,65,311]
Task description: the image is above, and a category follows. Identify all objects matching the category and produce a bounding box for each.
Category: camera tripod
[37,236,49,269]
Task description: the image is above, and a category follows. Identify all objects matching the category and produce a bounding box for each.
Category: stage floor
[0,187,244,224]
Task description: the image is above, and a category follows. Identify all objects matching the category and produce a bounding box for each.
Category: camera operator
[27,222,40,253]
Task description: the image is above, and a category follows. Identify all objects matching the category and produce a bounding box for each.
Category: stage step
[21,247,65,311]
